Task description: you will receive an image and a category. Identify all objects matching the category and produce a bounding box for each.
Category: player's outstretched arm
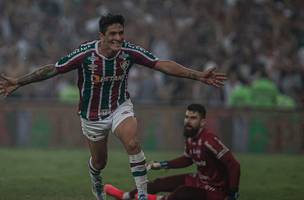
[154,60,227,87]
[147,155,193,170]
[0,64,59,97]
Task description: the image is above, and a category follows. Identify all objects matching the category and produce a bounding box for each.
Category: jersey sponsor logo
[194,160,206,166]
[93,75,126,83]
[67,44,93,59]
[88,54,98,71]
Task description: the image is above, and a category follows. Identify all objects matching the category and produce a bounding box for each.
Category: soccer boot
[104,184,124,199]
[90,174,105,200]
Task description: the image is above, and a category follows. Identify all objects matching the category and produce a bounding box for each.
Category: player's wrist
[159,161,169,169]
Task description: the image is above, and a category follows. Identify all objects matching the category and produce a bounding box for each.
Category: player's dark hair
[99,13,125,34]
[187,104,206,118]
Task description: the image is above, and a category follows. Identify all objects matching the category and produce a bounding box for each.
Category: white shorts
[81,99,135,141]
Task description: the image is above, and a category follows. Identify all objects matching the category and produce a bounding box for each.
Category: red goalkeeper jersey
[183,128,240,191]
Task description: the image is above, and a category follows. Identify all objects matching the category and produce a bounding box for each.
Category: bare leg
[86,136,109,200]
[129,174,187,198]
[115,116,148,200]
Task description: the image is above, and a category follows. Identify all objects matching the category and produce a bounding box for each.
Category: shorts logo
[121,111,130,115]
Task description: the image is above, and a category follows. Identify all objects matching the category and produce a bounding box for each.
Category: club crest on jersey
[119,52,130,71]
[121,60,130,71]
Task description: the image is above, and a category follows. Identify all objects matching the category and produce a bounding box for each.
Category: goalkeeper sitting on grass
[105,104,240,200]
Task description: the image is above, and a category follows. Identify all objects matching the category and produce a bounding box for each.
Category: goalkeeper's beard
[183,125,199,138]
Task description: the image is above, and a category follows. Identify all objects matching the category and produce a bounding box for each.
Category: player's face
[100,23,124,53]
[183,110,205,138]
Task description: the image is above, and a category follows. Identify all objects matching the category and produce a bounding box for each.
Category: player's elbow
[154,60,177,75]
[235,159,241,173]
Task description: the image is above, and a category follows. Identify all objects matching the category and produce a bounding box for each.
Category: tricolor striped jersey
[55,40,158,120]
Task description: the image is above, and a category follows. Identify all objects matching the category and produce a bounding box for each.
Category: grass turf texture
[0,148,303,200]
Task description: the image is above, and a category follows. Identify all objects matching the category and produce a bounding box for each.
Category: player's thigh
[167,186,206,200]
[114,116,140,152]
[149,174,188,193]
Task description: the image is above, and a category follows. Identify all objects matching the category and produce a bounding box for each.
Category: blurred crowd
[0,0,303,107]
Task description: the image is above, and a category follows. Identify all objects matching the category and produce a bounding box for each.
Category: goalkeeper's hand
[146,161,168,171]
[225,191,239,200]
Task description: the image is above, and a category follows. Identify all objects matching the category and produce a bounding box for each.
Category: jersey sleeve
[123,42,158,68]
[204,132,240,191]
[203,134,230,159]
[55,43,91,73]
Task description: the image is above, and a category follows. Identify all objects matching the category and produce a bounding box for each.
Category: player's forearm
[166,155,193,169]
[17,64,59,86]
[154,60,201,81]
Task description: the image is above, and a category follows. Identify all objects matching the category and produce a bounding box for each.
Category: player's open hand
[146,161,161,171]
[199,67,227,87]
[0,73,19,97]
[146,161,168,171]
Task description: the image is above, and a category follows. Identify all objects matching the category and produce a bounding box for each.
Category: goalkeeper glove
[227,191,239,200]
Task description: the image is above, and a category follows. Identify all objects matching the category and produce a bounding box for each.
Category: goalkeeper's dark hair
[99,13,125,34]
[187,104,206,118]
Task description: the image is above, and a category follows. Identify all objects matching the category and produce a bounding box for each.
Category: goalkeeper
[105,104,240,200]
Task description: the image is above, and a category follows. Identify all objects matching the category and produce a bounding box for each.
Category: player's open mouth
[185,125,193,129]
[111,41,122,47]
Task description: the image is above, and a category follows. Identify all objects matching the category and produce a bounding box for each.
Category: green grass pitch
[0,148,303,200]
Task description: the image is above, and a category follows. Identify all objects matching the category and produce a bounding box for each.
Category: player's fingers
[210,80,224,88]
[214,73,227,80]
[206,67,217,74]
[146,164,152,171]
[215,72,227,78]
[0,73,9,81]
[215,76,228,82]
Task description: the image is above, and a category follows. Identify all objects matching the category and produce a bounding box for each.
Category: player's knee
[125,139,141,154]
[92,157,107,170]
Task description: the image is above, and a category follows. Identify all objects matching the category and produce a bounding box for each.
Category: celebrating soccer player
[105,104,240,200]
[0,14,227,200]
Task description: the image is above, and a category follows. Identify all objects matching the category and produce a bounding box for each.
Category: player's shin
[88,157,105,200]
[129,150,148,200]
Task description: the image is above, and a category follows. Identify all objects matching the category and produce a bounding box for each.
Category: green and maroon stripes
[88,56,104,120]
[110,59,122,111]
[58,40,158,121]
[100,59,115,111]
[80,58,94,119]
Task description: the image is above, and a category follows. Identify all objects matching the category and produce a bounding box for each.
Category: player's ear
[99,32,105,40]
[200,118,206,127]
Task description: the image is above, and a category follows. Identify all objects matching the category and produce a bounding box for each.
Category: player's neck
[194,127,204,138]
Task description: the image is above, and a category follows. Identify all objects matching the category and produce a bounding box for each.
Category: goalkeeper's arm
[148,155,193,170]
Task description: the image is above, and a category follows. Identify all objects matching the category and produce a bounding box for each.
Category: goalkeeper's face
[183,110,205,138]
